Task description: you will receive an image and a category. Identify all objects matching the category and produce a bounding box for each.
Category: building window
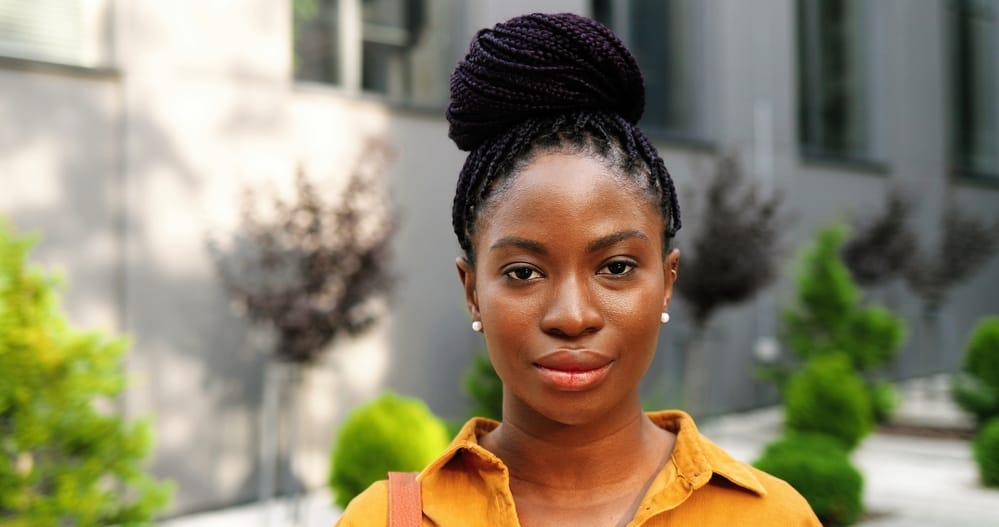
[797,0,875,161]
[0,0,113,68]
[948,0,998,179]
[293,0,459,107]
[592,0,710,141]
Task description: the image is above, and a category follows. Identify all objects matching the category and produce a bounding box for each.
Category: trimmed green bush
[783,225,906,372]
[966,317,999,388]
[869,381,900,424]
[954,317,999,426]
[775,225,906,425]
[464,352,503,421]
[754,434,864,526]
[974,417,999,487]
[0,219,171,525]
[784,354,873,451]
[952,372,999,425]
[329,392,450,509]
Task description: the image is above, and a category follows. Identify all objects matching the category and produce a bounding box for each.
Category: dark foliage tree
[213,139,396,364]
[674,155,789,410]
[210,140,396,519]
[676,155,788,328]
[905,204,999,316]
[842,190,917,288]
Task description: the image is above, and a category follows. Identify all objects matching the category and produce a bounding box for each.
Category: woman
[338,12,820,526]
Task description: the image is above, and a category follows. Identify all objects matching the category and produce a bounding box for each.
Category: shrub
[974,417,999,487]
[965,317,999,391]
[869,381,900,424]
[784,354,873,451]
[953,317,999,425]
[329,392,450,509]
[464,352,503,421]
[754,434,864,526]
[952,373,999,425]
[776,224,906,424]
[0,219,171,525]
[783,225,906,372]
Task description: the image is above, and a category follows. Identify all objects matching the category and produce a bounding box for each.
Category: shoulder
[335,480,388,527]
[742,463,822,524]
[700,441,820,525]
[683,427,820,525]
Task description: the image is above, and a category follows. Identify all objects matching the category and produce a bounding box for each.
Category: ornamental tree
[212,139,396,364]
[0,219,171,526]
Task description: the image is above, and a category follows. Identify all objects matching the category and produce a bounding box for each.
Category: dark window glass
[592,0,707,140]
[294,0,341,85]
[949,0,998,178]
[797,0,871,159]
[294,0,456,106]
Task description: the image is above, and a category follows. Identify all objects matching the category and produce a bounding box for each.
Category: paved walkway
[163,376,999,526]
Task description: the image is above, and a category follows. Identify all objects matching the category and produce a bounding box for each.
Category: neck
[481,395,673,491]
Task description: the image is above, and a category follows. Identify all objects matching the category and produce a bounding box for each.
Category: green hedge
[954,317,999,425]
[974,417,999,487]
[329,392,450,509]
[966,317,999,388]
[784,354,873,451]
[754,434,864,526]
[464,352,503,421]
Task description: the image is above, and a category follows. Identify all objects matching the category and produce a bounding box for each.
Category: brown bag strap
[388,471,422,527]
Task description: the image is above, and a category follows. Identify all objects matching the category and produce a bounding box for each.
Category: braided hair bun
[448,12,680,258]
[447,13,645,151]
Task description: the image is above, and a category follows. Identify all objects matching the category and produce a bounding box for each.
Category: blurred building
[1,0,997,516]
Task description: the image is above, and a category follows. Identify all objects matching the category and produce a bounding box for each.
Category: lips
[533,349,614,391]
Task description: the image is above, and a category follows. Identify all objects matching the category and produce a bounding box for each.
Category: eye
[504,266,542,281]
[599,261,635,276]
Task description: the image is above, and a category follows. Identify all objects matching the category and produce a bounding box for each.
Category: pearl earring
[472,320,483,332]
[660,312,670,324]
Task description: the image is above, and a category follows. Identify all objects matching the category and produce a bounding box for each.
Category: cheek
[477,283,538,342]
[486,304,536,336]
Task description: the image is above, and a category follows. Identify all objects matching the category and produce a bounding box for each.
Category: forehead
[475,152,662,249]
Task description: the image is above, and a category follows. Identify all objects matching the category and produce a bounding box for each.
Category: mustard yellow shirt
[336,410,821,526]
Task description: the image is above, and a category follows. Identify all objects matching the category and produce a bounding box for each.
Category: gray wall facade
[1,0,996,515]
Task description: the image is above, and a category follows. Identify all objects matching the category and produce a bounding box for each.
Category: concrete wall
[1,0,997,515]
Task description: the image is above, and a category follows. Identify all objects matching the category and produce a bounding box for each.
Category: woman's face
[457,150,679,426]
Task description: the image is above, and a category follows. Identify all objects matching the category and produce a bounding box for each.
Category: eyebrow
[587,230,649,253]
[488,230,649,255]
[490,237,548,255]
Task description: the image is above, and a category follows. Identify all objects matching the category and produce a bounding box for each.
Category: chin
[517,389,627,428]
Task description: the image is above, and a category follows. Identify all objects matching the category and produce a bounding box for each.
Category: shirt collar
[420,410,767,498]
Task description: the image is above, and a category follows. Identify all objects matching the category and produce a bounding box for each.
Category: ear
[456,256,480,321]
[662,248,680,312]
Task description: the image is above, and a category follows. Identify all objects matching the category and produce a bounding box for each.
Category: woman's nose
[539,274,603,338]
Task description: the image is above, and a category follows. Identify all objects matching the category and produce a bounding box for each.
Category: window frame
[590,0,715,146]
[947,0,999,185]
[796,0,885,168]
[292,0,463,112]
[0,0,115,72]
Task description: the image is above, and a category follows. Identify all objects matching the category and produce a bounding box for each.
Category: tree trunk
[681,324,708,415]
[258,361,280,527]
[258,360,306,527]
